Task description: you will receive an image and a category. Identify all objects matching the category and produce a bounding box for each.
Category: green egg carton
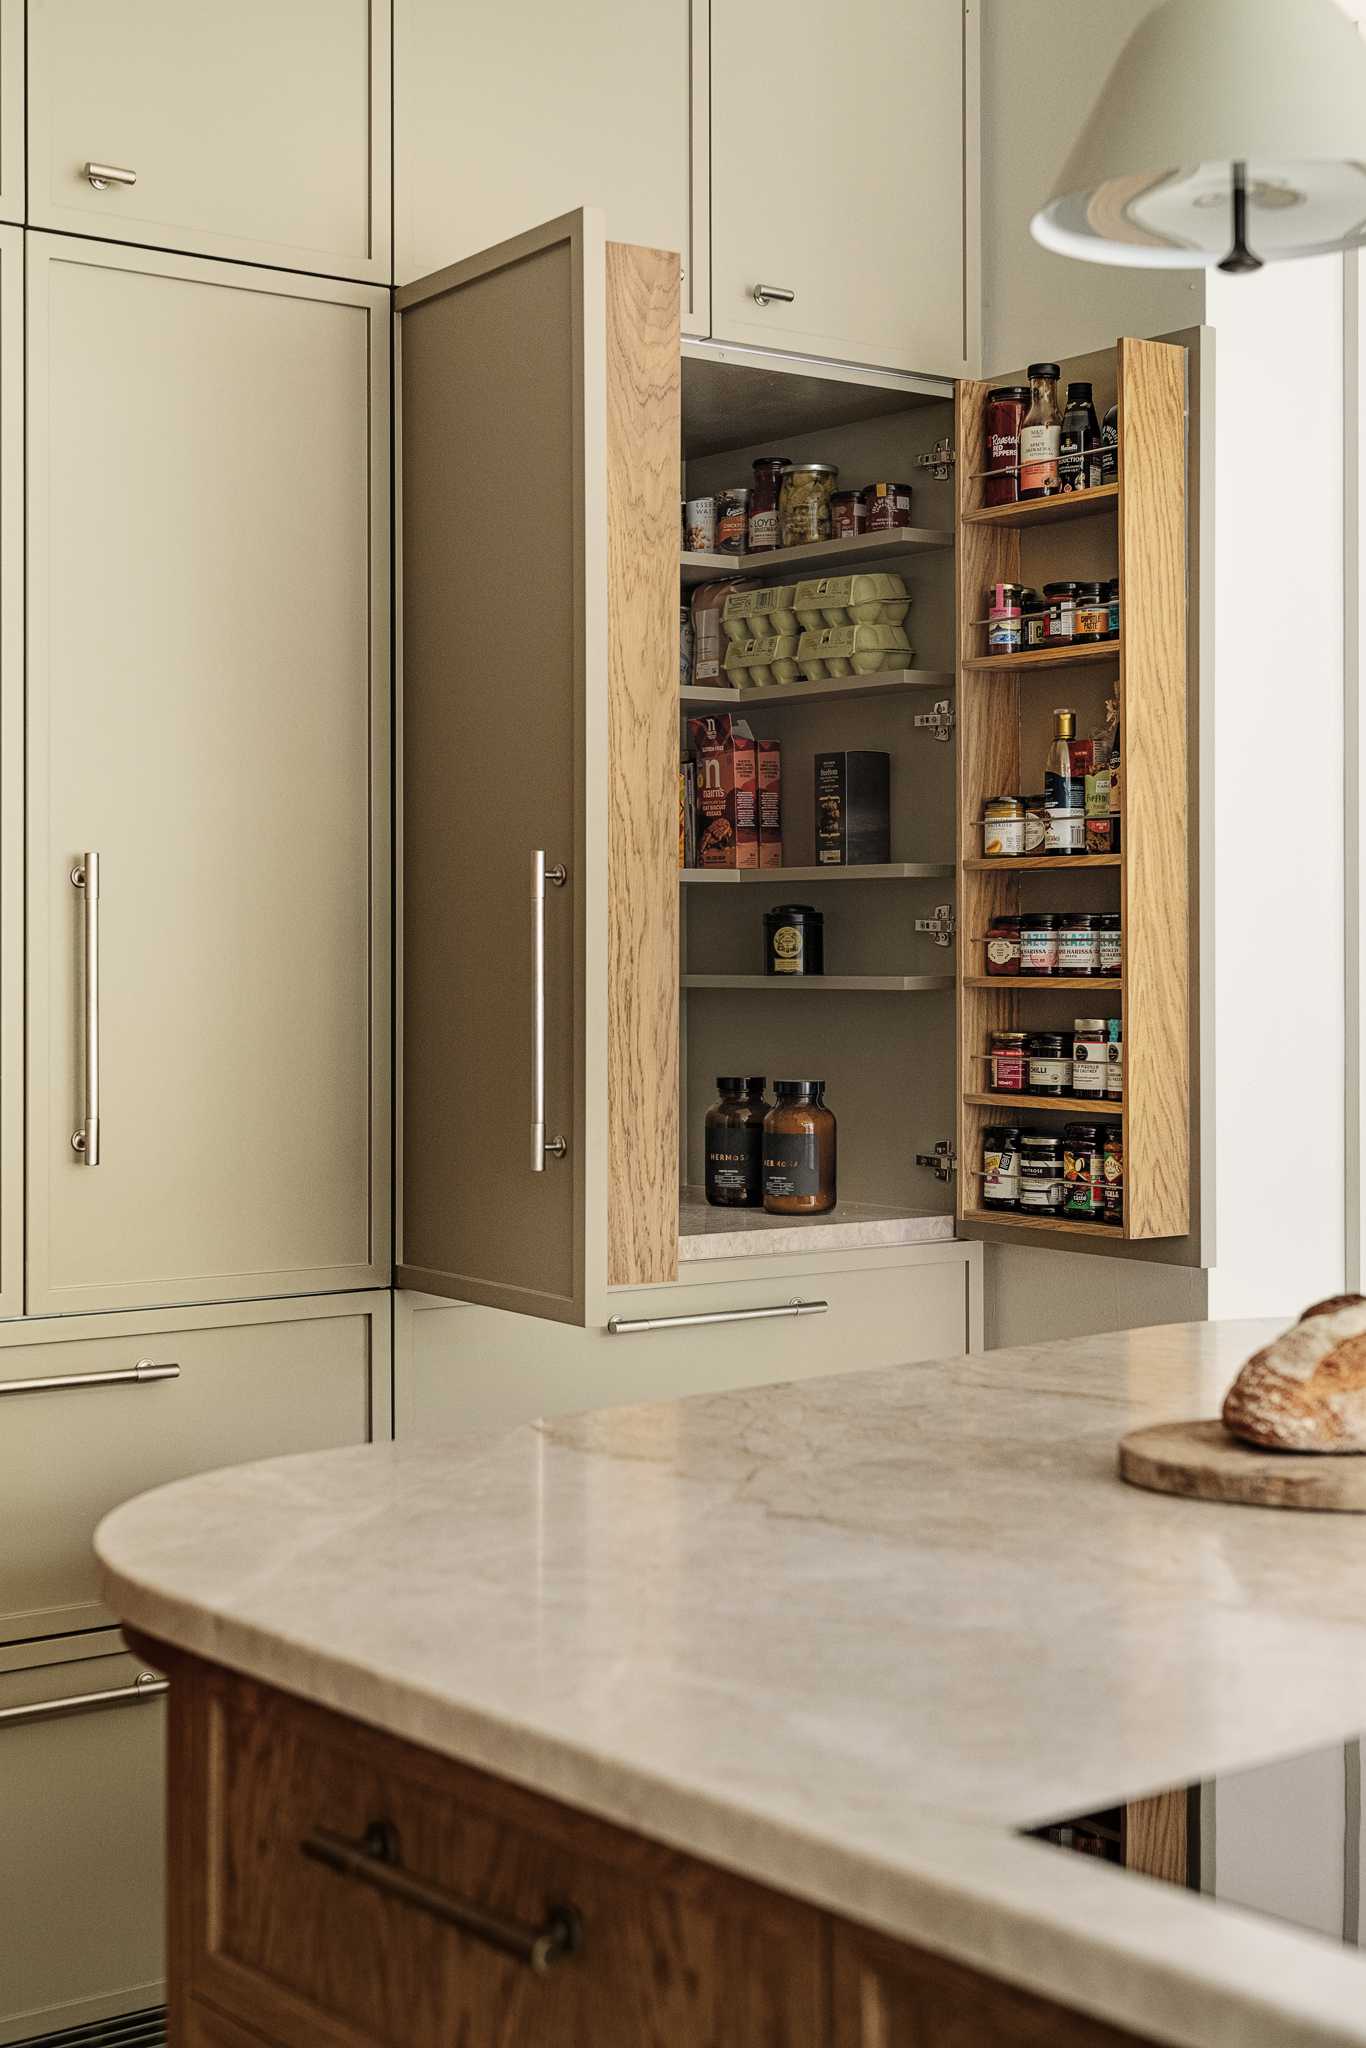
[796,622,913,680]
[722,632,802,688]
[720,583,803,644]
[793,571,911,630]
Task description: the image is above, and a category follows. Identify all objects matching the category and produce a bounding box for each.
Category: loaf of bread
[1223,1296,1366,1452]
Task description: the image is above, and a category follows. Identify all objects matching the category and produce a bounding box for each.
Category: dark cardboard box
[757,739,782,868]
[815,751,890,866]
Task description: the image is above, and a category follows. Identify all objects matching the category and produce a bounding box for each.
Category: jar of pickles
[779,463,838,547]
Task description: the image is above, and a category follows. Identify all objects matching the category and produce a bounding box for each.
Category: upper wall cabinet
[27,0,391,282]
[395,0,709,335]
[0,1,22,224]
[710,0,978,378]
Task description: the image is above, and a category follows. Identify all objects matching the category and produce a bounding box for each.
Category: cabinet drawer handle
[530,850,568,1172]
[70,853,100,1163]
[0,1671,166,1729]
[302,1821,583,1976]
[752,283,796,306]
[607,1298,828,1335]
[84,162,137,191]
[0,1358,179,1398]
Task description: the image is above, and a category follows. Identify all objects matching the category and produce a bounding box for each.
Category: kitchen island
[96,1321,1366,2048]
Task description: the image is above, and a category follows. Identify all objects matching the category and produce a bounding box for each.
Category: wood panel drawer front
[0,1295,386,1647]
[0,1643,166,2044]
[203,1675,824,2048]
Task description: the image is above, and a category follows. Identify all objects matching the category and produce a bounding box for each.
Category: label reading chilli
[763,1132,821,1201]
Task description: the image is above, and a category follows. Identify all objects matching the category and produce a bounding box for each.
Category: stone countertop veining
[677,1186,955,1258]
[96,1320,1366,2048]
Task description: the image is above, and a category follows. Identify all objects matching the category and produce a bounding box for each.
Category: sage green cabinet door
[27,237,391,1317]
[28,0,390,280]
[710,0,976,377]
[0,1640,166,2045]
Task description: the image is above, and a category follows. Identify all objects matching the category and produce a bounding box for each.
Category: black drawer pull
[301,1820,583,1975]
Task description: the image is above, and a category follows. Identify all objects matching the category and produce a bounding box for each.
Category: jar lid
[774,1078,824,1096]
[1064,381,1095,401]
[1064,1122,1100,1139]
[989,582,1026,602]
[866,481,912,495]
[1024,792,1049,807]
[1028,1033,1068,1049]
[1098,913,1121,929]
[716,1076,747,1091]
[1020,589,1042,607]
[1021,1132,1063,1151]
[830,488,861,502]
[983,1125,1021,1140]
[985,794,1025,813]
[1022,911,1060,927]
[766,903,821,919]
[991,1030,1029,1044]
[1028,362,1062,379]
[988,386,1030,402]
[784,463,838,478]
[1043,580,1083,597]
[988,914,1022,928]
[1060,912,1097,927]
[1073,1018,1108,1033]
[752,455,791,472]
[1076,581,1107,601]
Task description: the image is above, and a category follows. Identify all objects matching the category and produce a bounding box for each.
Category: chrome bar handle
[0,1358,179,1399]
[530,851,567,1172]
[752,283,796,306]
[84,163,137,191]
[303,1821,583,1975]
[0,1672,166,1729]
[607,1299,829,1335]
[71,852,100,1164]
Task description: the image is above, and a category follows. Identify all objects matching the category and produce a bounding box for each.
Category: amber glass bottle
[704,1077,770,1208]
[762,1081,836,1215]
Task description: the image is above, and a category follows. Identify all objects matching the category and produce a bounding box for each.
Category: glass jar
[1019,363,1063,499]
[1023,597,1048,651]
[1071,1018,1108,1099]
[1020,911,1060,976]
[1105,1018,1124,1102]
[1098,913,1122,977]
[1023,793,1050,855]
[747,457,790,553]
[984,386,1029,507]
[1027,1032,1071,1096]
[704,1076,770,1208]
[1074,582,1109,643]
[989,1030,1029,1094]
[983,795,1025,858]
[863,481,913,531]
[1063,1122,1104,1217]
[988,581,1026,655]
[762,1081,836,1215]
[982,1126,1021,1210]
[779,463,838,547]
[986,915,1023,976]
[829,489,864,540]
[1020,1132,1065,1211]
[1106,578,1121,639]
[1057,912,1100,976]
[1044,581,1081,645]
[1102,1124,1124,1224]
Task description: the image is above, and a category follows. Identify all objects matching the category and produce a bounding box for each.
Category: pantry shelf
[961,855,1121,872]
[680,526,954,588]
[681,863,954,885]
[962,641,1120,674]
[683,974,955,994]
[963,976,1122,991]
[963,1092,1125,1117]
[681,670,954,709]
[960,1208,1122,1239]
[962,483,1118,529]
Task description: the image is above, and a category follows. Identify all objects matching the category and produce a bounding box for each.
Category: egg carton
[720,582,803,643]
[796,623,913,680]
[722,632,801,688]
[793,572,911,630]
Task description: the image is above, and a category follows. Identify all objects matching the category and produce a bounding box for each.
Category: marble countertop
[677,1186,954,1259]
[96,1320,1366,2048]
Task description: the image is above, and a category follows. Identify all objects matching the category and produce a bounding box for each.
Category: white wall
[979,0,1204,372]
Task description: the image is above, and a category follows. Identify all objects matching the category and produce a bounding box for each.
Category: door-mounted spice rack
[955,337,1190,1243]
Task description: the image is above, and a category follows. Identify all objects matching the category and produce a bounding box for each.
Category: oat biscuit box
[688,715,758,868]
[757,738,782,868]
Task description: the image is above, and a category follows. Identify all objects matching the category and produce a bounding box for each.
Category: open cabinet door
[397,210,680,1324]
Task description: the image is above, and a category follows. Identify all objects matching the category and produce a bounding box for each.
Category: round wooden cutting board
[1119,1419,1366,1512]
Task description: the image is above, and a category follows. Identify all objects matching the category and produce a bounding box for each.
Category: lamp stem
[1219,161,1264,274]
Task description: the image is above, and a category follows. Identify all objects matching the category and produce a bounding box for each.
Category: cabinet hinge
[914,699,955,743]
[914,904,956,948]
[916,437,956,482]
[915,1140,958,1183]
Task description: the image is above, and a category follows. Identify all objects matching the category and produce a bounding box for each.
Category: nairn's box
[688,715,758,868]
[680,758,699,868]
[757,739,782,868]
[815,750,890,865]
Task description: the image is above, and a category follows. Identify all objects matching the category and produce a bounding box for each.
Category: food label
[1071,1039,1106,1094]
[1023,808,1048,854]
[983,819,1025,857]
[1099,932,1122,974]
[771,924,804,975]
[706,1129,761,1201]
[987,934,1020,969]
[1103,1147,1124,1185]
[991,1051,1027,1091]
[983,1142,1019,1201]
[763,1132,822,1201]
[1058,930,1099,972]
[748,508,778,552]
[1021,1172,1063,1209]
[1028,1057,1071,1089]
[1018,423,1060,493]
[1044,810,1085,855]
[1020,932,1058,972]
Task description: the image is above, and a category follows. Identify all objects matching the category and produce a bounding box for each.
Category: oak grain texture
[1122,1789,1190,1886]
[1119,1419,1366,1513]
[1117,339,1189,1241]
[606,242,680,1288]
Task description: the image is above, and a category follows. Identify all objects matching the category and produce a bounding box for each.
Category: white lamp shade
[1032,0,1366,268]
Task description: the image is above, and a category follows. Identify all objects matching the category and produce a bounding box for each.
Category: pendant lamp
[1031,0,1366,272]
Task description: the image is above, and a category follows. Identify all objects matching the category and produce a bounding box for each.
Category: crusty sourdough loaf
[1223,1295,1366,1452]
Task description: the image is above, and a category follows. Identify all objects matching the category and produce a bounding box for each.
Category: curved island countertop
[96,1319,1366,2048]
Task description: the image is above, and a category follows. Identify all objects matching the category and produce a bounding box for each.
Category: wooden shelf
[960,855,1121,872]
[681,527,953,588]
[962,641,1119,674]
[683,974,954,993]
[963,1092,1124,1116]
[962,484,1118,529]
[962,976,1121,991]
[682,863,954,885]
[680,670,953,710]
[960,1208,1122,1239]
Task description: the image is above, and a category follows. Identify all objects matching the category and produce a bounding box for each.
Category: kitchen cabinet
[0,225,19,1323]
[395,0,708,335]
[0,1,22,226]
[27,0,391,281]
[397,211,680,1324]
[709,0,978,379]
[26,236,391,1316]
